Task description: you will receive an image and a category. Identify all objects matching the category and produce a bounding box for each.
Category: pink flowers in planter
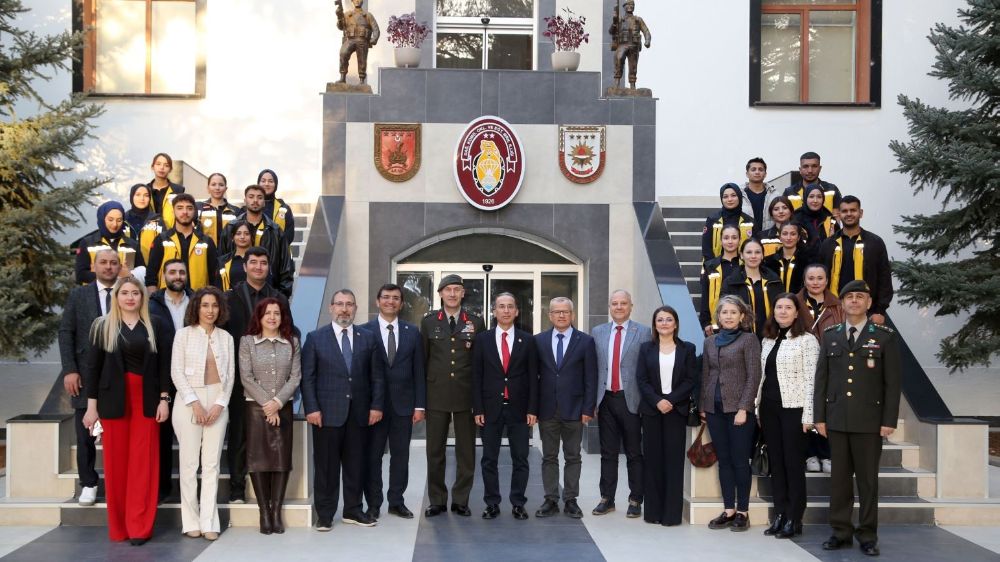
[387,13,430,48]
[543,8,589,52]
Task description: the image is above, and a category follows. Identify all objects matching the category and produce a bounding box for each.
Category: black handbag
[686,401,701,428]
[751,436,770,477]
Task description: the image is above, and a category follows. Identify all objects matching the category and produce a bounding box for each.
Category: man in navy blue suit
[302,289,386,531]
[473,292,538,521]
[534,297,598,519]
[362,283,426,520]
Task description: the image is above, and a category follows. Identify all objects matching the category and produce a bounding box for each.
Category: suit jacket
[362,318,426,417]
[592,320,653,414]
[814,321,901,433]
[58,283,104,409]
[223,282,292,344]
[535,328,598,422]
[301,324,386,428]
[472,327,539,423]
[635,340,698,417]
[83,316,174,419]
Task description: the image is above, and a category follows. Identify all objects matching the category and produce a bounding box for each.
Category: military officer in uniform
[814,280,901,557]
[421,275,486,518]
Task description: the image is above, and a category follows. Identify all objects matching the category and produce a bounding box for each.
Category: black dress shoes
[730,512,750,532]
[482,504,500,519]
[860,541,880,556]
[564,500,583,519]
[763,513,786,536]
[822,536,852,550]
[451,503,472,517]
[535,500,560,518]
[424,504,447,517]
[388,504,414,519]
[366,506,381,521]
[775,519,802,539]
[512,506,529,520]
[129,538,149,546]
[625,500,642,519]
[708,511,736,530]
[592,498,615,515]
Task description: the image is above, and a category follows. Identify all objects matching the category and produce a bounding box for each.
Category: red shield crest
[453,116,525,211]
[374,123,421,182]
[559,125,606,184]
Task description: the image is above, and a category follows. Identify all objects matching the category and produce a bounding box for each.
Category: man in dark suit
[534,297,598,519]
[222,246,291,503]
[58,248,121,506]
[473,292,538,521]
[815,280,901,557]
[591,290,652,517]
[302,289,385,531]
[362,283,425,520]
[420,274,486,517]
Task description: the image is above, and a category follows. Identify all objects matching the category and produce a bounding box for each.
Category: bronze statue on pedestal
[609,0,651,91]
[335,0,380,85]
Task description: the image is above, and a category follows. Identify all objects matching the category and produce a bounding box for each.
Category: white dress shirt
[551,326,574,362]
[165,292,190,331]
[96,280,114,317]
[332,322,355,353]
[605,319,630,389]
[496,325,515,359]
[658,350,675,395]
[377,315,398,354]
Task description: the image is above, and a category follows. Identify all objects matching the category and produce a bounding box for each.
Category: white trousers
[172,383,229,533]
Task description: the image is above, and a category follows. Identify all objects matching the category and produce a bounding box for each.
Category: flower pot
[394,47,422,68]
[551,50,580,71]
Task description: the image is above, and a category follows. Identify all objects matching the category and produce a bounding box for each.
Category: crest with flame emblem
[558,125,606,184]
[374,123,421,182]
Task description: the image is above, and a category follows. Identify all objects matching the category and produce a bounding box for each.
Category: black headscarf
[125,183,152,235]
[798,184,830,220]
[257,169,278,201]
[719,182,744,221]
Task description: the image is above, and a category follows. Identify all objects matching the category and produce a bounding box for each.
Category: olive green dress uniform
[421,308,486,508]
[814,318,901,546]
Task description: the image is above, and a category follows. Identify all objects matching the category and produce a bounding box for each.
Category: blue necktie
[341,329,353,374]
[556,333,565,369]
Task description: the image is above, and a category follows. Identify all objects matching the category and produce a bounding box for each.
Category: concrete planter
[394,47,422,68]
[551,51,581,71]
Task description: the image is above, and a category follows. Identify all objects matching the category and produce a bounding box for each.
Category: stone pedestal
[606,86,653,98]
[326,82,373,94]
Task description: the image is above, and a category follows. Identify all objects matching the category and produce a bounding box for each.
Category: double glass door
[394,263,583,332]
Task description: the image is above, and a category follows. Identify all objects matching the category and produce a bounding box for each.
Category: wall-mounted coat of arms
[558,125,606,184]
[374,123,421,182]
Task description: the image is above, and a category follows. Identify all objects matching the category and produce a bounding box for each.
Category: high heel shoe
[249,472,273,535]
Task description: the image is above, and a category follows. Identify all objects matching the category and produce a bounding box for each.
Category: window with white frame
[75,0,205,97]
[435,0,535,70]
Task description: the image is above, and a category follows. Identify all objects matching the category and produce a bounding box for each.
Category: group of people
[56,149,902,557]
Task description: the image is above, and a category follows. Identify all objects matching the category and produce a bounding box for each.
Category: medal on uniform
[867,356,875,369]
[466,342,472,349]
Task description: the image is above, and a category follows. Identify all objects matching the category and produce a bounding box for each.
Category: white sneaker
[805,456,821,472]
[821,459,832,473]
[79,486,97,506]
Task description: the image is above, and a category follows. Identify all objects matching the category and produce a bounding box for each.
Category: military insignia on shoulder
[824,324,840,332]
[873,323,894,334]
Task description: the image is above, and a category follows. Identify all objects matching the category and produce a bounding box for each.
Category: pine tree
[0,0,106,359]
[889,0,1000,371]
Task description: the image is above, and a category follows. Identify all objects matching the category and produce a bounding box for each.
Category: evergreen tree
[0,0,106,359]
[889,0,1000,371]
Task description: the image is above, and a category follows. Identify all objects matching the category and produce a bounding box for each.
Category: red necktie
[501,332,511,400]
[611,325,623,392]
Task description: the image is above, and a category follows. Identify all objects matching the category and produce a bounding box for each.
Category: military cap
[841,279,870,296]
[438,274,464,291]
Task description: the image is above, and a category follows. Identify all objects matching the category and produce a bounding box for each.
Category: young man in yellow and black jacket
[818,195,893,325]
[219,184,295,298]
[145,193,220,292]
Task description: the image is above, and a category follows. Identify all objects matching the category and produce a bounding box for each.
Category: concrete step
[674,247,703,263]
[59,469,241,503]
[681,262,702,279]
[662,207,715,219]
[685,496,936,526]
[70,443,233,472]
[756,467,935,499]
[663,217,706,232]
[669,233,702,247]
[0,498,314,527]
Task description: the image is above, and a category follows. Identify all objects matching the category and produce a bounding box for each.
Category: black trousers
[364,399,413,510]
[641,411,686,525]
[313,403,367,521]
[159,390,176,499]
[226,377,248,498]
[807,431,831,460]
[828,430,883,544]
[706,406,756,512]
[759,399,807,522]
[598,391,643,503]
[74,408,99,488]
[425,408,476,506]
[480,405,530,507]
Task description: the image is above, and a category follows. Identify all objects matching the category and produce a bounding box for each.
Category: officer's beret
[841,280,870,296]
[438,274,464,291]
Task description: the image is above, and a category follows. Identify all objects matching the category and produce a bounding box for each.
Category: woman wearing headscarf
[793,184,837,251]
[256,169,296,250]
[75,201,144,285]
[701,182,755,261]
[125,183,165,265]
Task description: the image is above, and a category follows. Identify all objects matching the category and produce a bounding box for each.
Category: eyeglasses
[332,301,356,308]
[549,310,572,316]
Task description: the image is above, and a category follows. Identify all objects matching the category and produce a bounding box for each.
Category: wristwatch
[160,395,172,403]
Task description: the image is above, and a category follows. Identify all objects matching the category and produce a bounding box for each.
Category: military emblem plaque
[558,125,606,184]
[453,115,525,211]
[374,123,421,182]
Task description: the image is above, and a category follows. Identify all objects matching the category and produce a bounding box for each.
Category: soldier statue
[335,0,380,85]
[609,0,651,90]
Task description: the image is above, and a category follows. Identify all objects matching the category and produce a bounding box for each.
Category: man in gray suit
[58,248,121,506]
[591,290,652,518]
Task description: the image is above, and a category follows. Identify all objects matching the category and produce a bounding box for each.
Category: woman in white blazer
[757,293,819,540]
[171,286,235,541]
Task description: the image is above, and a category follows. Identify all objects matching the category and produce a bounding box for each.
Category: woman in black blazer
[635,305,697,526]
[82,276,172,546]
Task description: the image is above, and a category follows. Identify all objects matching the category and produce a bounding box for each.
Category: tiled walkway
[2,446,999,561]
